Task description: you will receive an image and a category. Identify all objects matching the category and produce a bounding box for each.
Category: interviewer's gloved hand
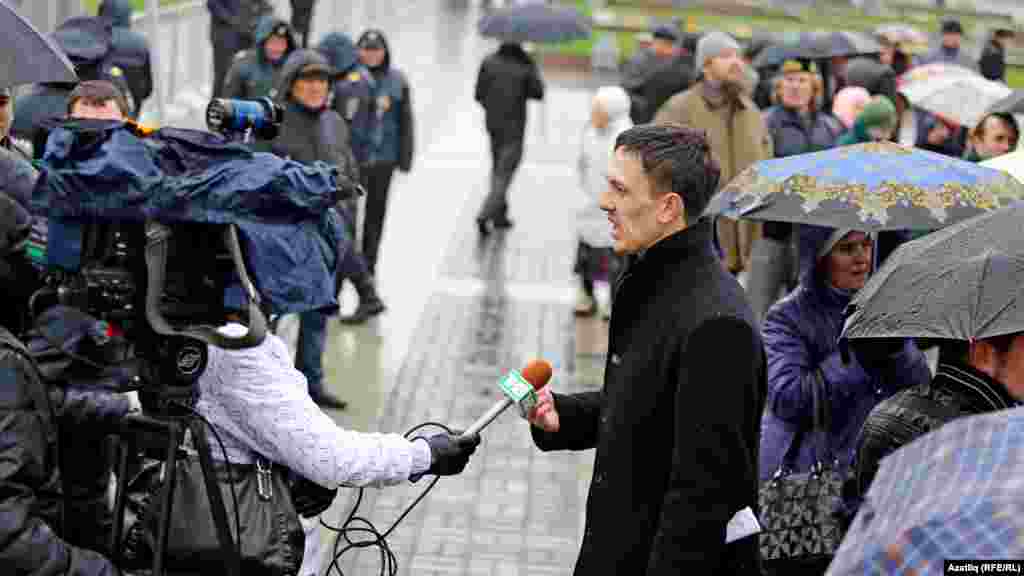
[289,474,338,518]
[425,432,481,477]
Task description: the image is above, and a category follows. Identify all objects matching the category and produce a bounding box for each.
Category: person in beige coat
[654,31,773,274]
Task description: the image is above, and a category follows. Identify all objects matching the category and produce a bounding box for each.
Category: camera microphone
[462,359,552,438]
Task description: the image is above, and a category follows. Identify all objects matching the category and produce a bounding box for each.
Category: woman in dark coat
[748,59,845,323]
[760,225,931,479]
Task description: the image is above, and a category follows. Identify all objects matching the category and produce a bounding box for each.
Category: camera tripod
[109,395,242,576]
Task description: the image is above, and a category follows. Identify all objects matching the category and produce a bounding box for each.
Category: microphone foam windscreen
[521,360,553,390]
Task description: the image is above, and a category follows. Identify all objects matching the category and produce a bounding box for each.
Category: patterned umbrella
[897,62,978,89]
[827,407,1024,575]
[874,24,929,53]
[704,141,1024,232]
[900,74,1013,129]
[478,3,590,44]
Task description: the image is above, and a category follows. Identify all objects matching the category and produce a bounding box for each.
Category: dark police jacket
[531,221,766,575]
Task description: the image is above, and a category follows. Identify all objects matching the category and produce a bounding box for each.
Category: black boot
[339,273,386,325]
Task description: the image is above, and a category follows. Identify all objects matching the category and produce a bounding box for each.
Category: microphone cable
[321,421,455,576]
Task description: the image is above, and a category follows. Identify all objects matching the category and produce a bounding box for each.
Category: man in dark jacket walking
[207,0,273,98]
[474,42,544,235]
[98,0,153,118]
[290,0,316,47]
[526,124,766,574]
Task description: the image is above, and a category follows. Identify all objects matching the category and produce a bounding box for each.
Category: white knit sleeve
[203,329,432,488]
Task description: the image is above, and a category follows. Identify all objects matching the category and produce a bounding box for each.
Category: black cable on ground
[322,421,454,576]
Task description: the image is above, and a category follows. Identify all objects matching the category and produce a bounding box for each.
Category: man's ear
[658,192,685,225]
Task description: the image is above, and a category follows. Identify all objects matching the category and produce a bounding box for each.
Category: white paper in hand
[725,507,761,544]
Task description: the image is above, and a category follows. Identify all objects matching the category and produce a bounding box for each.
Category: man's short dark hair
[66,80,130,117]
[613,123,721,225]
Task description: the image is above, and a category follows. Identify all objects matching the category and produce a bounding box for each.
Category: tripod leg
[110,440,130,567]
[152,421,181,576]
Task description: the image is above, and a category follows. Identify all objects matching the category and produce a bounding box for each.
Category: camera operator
[0,177,130,574]
[194,320,480,575]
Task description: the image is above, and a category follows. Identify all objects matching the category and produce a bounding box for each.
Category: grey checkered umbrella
[828,407,1024,575]
[842,203,1024,342]
[478,3,590,44]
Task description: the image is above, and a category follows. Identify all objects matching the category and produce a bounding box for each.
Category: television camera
[36,98,284,407]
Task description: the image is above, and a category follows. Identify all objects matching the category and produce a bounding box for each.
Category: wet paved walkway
[254,2,620,573]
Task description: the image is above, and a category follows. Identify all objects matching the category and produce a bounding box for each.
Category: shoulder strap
[779,368,831,472]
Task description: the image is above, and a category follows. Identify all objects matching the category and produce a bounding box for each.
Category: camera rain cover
[33,121,350,315]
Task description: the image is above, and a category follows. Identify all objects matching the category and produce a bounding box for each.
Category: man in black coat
[979,28,1015,83]
[621,25,694,124]
[474,42,544,234]
[526,124,766,574]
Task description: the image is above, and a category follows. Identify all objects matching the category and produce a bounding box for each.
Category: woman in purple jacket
[759,225,931,479]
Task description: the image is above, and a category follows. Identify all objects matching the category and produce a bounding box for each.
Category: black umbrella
[988,90,1024,116]
[478,3,591,44]
[810,31,882,59]
[842,202,1024,342]
[0,2,77,87]
[751,32,822,68]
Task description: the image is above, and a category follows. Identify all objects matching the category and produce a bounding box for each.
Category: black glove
[420,432,481,478]
[848,337,907,368]
[289,474,338,518]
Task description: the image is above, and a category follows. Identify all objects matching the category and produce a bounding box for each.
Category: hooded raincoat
[759,225,930,478]
[222,16,297,101]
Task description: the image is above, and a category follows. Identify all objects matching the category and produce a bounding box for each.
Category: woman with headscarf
[832,86,871,130]
[836,95,898,145]
[574,86,631,318]
[760,225,930,481]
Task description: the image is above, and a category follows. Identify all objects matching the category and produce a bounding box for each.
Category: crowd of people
[2,0,1024,574]
[536,16,1024,575]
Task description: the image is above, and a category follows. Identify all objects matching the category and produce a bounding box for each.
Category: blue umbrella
[703,141,1024,232]
[478,3,591,44]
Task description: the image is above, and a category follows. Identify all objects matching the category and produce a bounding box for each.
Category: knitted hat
[695,31,740,69]
[832,86,871,129]
[857,95,897,131]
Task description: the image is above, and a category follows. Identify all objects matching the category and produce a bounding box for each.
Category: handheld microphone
[462,359,552,438]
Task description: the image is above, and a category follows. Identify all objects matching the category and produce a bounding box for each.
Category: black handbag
[121,423,305,576]
[759,370,844,574]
